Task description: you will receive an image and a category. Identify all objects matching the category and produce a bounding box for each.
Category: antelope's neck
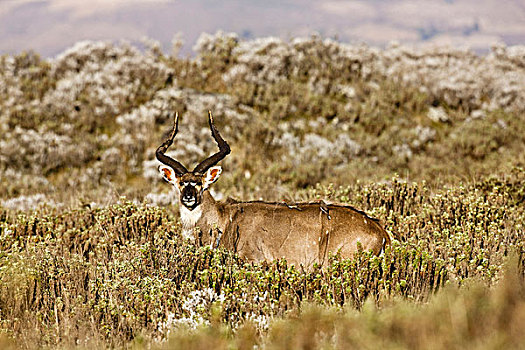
[200,191,221,224]
[180,205,203,229]
[179,190,220,229]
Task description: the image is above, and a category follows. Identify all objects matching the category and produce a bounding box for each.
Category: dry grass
[1,33,524,349]
[1,175,524,348]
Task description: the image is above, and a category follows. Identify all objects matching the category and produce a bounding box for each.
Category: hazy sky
[1,0,524,57]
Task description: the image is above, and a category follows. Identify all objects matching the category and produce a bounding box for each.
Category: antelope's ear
[158,165,177,184]
[203,166,222,189]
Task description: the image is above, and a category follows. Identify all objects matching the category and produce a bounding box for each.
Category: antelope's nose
[182,194,194,201]
[181,188,197,206]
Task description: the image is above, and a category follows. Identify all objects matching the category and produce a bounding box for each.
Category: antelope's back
[225,201,389,267]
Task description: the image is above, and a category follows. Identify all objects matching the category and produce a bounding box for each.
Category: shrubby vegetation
[1,33,525,204]
[0,32,524,348]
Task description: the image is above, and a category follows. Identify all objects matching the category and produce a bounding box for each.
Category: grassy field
[0,33,524,349]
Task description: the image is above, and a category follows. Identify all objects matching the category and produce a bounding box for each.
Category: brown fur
[192,192,390,268]
[157,112,390,268]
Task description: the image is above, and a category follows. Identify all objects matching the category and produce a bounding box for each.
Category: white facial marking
[183,199,196,207]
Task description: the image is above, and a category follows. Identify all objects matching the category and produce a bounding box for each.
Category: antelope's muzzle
[181,186,199,209]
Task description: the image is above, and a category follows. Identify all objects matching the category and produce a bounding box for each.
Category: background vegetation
[0,33,524,349]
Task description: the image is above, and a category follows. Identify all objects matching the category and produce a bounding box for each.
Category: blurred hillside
[1,33,525,211]
[1,0,525,56]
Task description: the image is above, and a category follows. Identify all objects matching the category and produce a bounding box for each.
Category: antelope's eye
[179,182,184,186]
[196,181,202,186]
